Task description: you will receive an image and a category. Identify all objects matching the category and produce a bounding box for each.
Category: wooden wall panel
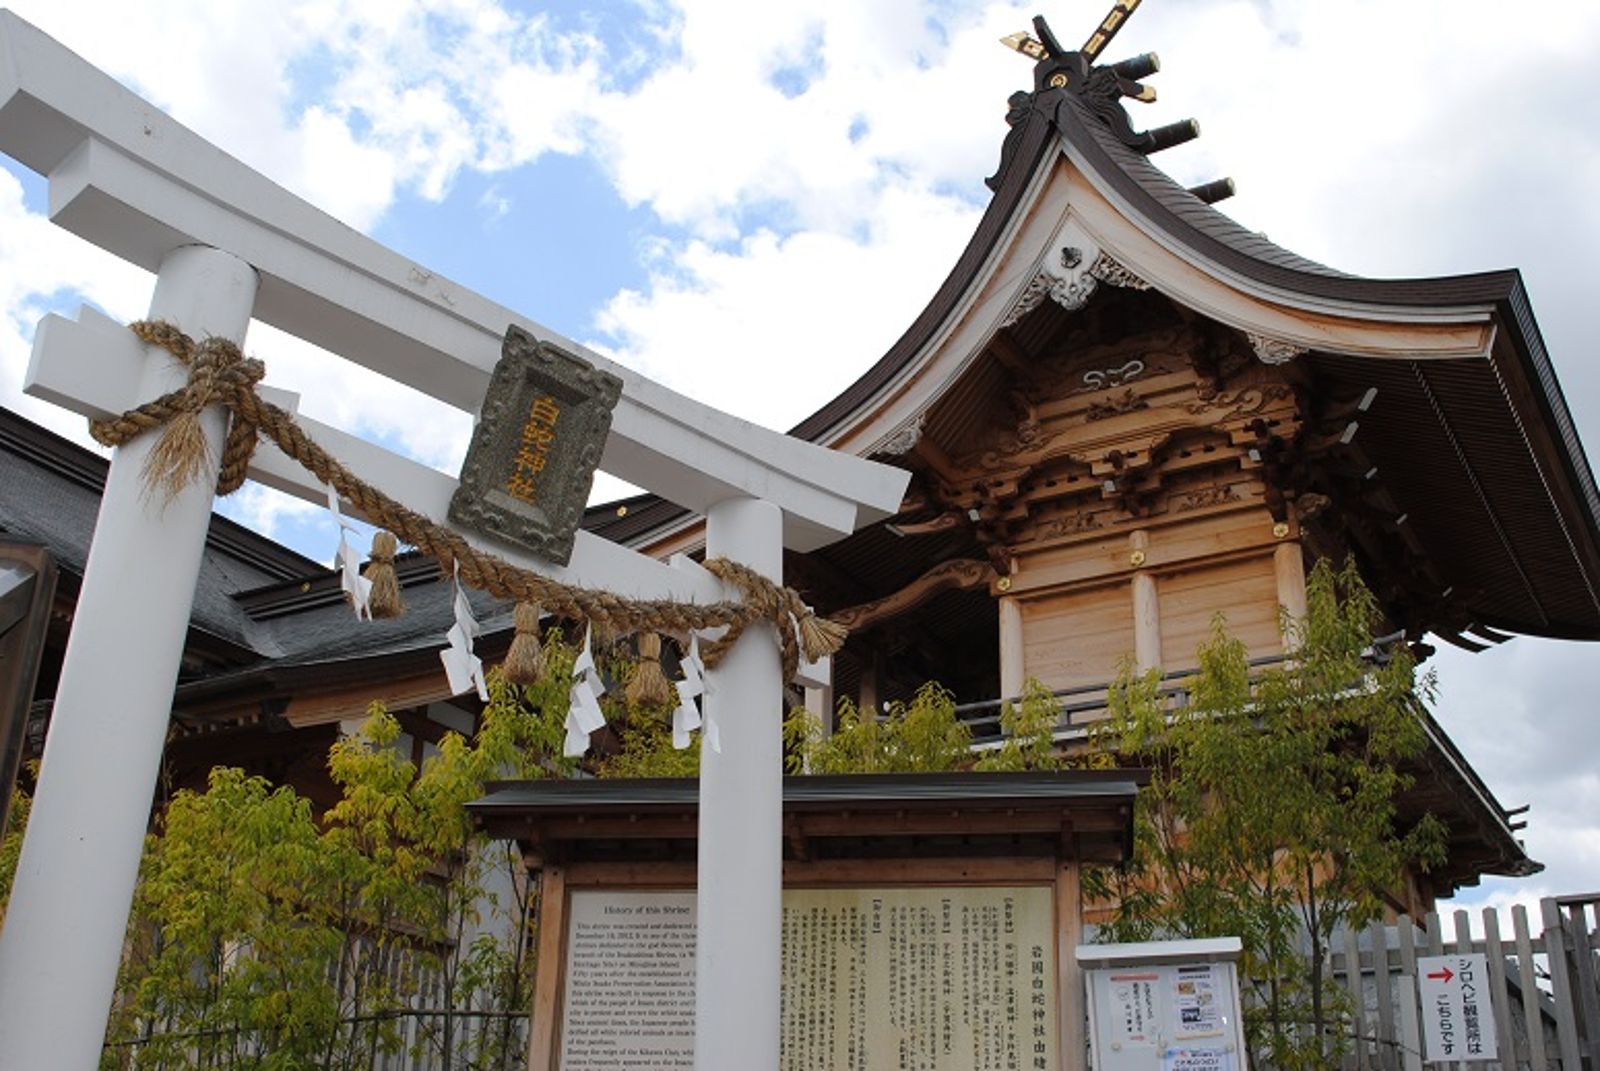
[1009,506,1282,598]
[1020,583,1135,691]
[1157,555,1282,671]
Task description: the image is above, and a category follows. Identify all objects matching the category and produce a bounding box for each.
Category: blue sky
[3,0,1600,914]
[371,152,661,333]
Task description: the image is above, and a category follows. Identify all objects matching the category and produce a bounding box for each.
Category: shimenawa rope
[90,321,845,684]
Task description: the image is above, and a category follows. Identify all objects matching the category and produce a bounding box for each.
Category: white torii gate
[0,11,908,1069]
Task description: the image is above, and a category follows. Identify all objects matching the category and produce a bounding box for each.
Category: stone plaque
[560,887,1058,1071]
[449,326,622,566]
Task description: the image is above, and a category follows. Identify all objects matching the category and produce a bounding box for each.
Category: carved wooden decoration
[898,311,1307,690]
[1001,249,1152,328]
[937,325,1298,525]
[1246,332,1309,365]
[831,558,998,633]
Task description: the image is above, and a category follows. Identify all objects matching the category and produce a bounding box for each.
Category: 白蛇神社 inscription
[448,325,622,567]
[559,887,1058,1071]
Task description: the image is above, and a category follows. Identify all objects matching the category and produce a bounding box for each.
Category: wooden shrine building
[577,17,1600,905]
[6,7,1598,916]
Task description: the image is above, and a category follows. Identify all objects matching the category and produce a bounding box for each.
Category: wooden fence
[1328,894,1600,1070]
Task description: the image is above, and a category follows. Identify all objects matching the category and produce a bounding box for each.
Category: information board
[1417,953,1498,1062]
[561,891,696,1069]
[1081,943,1245,1071]
[560,887,1058,1071]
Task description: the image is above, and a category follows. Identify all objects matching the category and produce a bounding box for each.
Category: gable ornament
[1000,247,1150,329]
[877,413,927,456]
[1246,332,1309,365]
[1088,252,1151,291]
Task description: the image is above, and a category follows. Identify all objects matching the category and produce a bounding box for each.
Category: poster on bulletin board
[1079,939,1247,1071]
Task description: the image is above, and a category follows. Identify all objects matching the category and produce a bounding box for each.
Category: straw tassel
[503,601,547,685]
[141,404,211,503]
[798,612,848,663]
[626,631,676,709]
[363,531,405,618]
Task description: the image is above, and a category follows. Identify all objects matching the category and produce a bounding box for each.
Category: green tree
[99,650,579,1071]
[0,762,33,928]
[1095,559,1446,1069]
[784,682,971,774]
[112,766,336,1070]
[972,678,1117,773]
[8,573,1449,1070]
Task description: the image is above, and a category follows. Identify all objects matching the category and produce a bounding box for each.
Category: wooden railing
[953,655,1288,745]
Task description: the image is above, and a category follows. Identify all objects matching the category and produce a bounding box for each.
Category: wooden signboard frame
[469,771,1145,1071]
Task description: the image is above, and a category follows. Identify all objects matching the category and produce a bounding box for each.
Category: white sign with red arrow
[1417,954,1498,1062]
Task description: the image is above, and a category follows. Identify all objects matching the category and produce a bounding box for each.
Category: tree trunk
[1307,862,1326,1062]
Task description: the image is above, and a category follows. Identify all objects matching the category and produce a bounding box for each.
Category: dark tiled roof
[1051,93,1523,306]
[792,92,1548,452]
[1059,94,1348,279]
[0,407,321,656]
[580,492,693,547]
[469,771,1146,864]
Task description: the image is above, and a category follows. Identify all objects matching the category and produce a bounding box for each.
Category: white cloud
[2,0,607,231]
[1432,641,1600,911]
[477,184,513,225]
[247,321,473,475]
[585,1,1033,238]
[215,480,324,542]
[3,0,318,210]
[592,179,982,428]
[292,106,401,230]
[0,168,151,440]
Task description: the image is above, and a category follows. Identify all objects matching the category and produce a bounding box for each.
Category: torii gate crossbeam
[0,11,909,1070]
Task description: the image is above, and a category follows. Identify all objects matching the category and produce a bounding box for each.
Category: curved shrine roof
[781,82,1600,642]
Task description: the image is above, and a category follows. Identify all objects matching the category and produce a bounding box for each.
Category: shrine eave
[469,770,1145,866]
[1405,698,1542,896]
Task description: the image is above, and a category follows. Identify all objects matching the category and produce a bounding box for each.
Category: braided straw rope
[91,321,847,680]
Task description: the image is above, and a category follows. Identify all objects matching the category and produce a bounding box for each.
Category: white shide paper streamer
[326,485,372,621]
[564,627,608,757]
[439,562,489,701]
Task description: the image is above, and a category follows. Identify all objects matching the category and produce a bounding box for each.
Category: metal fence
[108,1007,529,1071]
[1328,895,1600,1070]
[105,946,531,1071]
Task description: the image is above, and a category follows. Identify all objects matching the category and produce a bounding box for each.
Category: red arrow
[1427,967,1455,984]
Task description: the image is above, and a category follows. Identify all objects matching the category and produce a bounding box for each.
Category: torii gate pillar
[0,245,258,1069]
[698,496,784,1071]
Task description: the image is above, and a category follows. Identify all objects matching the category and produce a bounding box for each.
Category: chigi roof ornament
[996,2,1232,203]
